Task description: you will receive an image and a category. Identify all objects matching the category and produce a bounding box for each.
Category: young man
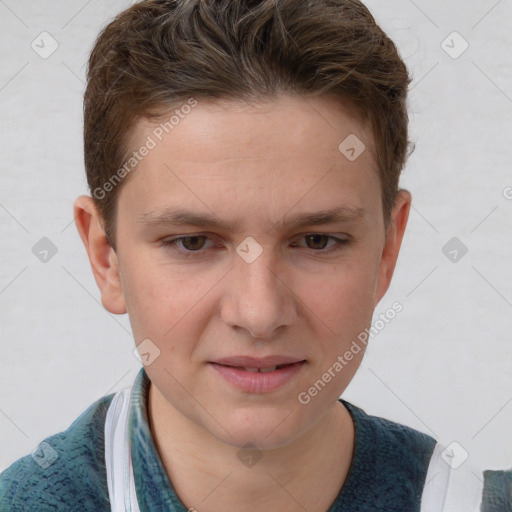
[0,0,510,510]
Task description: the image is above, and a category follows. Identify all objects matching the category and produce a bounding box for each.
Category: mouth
[213,362,302,373]
[211,355,306,367]
[208,358,306,393]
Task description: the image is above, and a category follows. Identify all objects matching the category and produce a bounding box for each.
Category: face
[86,94,409,450]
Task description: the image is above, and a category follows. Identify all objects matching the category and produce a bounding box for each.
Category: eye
[293,234,350,253]
[161,235,214,253]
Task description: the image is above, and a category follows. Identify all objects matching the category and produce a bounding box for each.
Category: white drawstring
[420,442,483,511]
[105,385,141,512]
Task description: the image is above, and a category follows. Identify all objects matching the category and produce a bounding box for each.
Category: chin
[207,407,306,451]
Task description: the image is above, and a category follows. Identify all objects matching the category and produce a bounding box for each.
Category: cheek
[120,256,214,351]
[118,255,173,341]
[298,259,378,339]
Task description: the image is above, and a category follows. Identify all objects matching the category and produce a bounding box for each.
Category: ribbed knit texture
[0,393,113,511]
[481,469,512,512]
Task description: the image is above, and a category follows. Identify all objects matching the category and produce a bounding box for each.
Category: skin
[75,94,411,511]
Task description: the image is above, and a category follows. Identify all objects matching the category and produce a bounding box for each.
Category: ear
[73,195,127,314]
[374,189,411,307]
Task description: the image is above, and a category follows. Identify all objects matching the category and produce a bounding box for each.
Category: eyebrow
[137,205,367,233]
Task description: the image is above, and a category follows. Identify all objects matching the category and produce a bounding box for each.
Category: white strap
[104,386,141,512]
[420,442,484,512]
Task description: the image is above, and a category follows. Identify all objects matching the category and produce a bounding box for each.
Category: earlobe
[73,196,127,315]
[374,189,412,307]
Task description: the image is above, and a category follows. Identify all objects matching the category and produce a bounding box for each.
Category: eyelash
[160,234,350,257]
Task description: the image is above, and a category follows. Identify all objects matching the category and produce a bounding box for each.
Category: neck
[147,386,355,512]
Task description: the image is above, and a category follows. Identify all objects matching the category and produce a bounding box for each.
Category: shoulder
[337,399,436,509]
[0,393,115,511]
[482,468,512,511]
[344,402,512,510]
[341,399,437,459]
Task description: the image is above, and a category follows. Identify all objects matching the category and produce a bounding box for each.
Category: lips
[209,356,306,393]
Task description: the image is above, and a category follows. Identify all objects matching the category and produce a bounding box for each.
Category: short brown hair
[84,0,411,247]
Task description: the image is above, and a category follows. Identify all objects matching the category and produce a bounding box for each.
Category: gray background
[1,0,511,472]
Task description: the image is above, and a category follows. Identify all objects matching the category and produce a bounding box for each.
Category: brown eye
[294,234,350,252]
[304,234,330,250]
[162,235,214,254]
[178,236,208,251]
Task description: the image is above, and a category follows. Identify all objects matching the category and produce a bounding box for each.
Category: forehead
[117,94,381,225]
[129,94,373,163]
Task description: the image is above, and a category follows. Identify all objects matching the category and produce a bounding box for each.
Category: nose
[220,246,297,340]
